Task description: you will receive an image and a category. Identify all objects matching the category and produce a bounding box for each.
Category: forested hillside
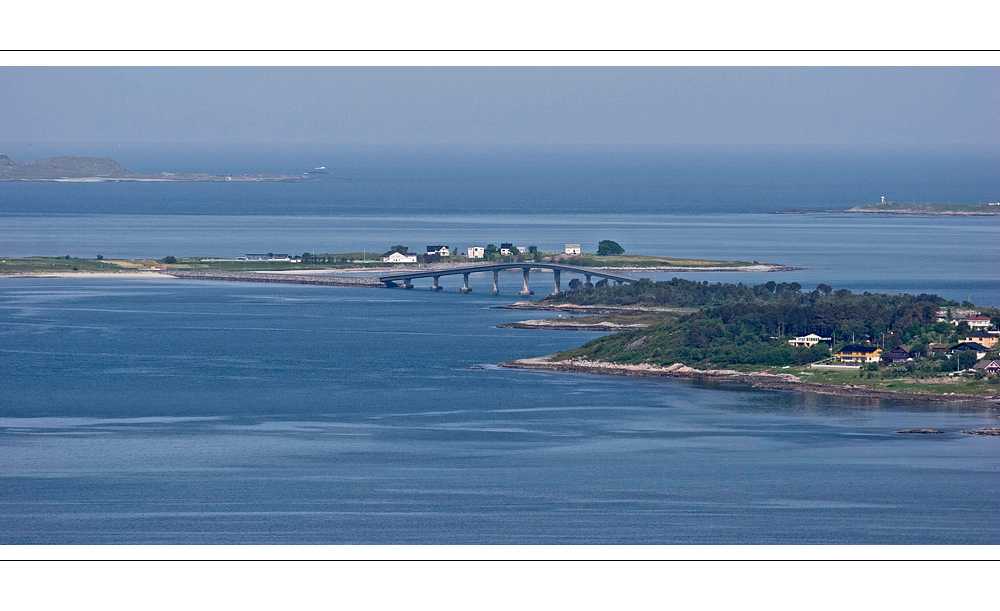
[548,279,999,369]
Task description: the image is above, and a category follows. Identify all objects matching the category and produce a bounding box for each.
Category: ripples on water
[2,279,998,544]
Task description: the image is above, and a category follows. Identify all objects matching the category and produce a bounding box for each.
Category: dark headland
[0,154,308,182]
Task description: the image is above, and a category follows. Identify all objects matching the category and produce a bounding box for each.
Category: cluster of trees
[482,244,541,262]
[552,277,818,307]
[596,240,624,256]
[554,279,1000,369]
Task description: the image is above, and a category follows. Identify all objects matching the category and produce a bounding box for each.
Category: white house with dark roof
[426,245,450,256]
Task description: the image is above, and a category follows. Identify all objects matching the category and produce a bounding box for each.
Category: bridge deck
[379,263,639,284]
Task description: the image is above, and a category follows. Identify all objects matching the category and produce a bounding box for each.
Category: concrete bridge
[379,263,641,296]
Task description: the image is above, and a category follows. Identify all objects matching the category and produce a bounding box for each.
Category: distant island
[845,202,1000,215]
[0,154,308,182]
[779,201,1000,216]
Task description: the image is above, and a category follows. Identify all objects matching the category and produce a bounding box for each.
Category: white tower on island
[881,196,885,203]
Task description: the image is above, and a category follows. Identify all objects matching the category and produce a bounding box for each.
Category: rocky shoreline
[495,302,693,314]
[498,319,648,331]
[499,355,1000,406]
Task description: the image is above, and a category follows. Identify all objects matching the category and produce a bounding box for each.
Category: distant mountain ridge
[0,155,139,179]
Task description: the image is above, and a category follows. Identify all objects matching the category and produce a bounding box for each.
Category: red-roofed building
[964,316,993,330]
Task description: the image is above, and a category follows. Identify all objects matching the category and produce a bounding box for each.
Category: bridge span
[379,263,643,296]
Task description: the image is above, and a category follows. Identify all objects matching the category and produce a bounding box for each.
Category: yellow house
[962,333,998,348]
[788,333,831,347]
[835,345,882,364]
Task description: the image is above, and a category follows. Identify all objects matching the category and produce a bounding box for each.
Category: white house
[426,245,450,256]
[382,251,417,263]
[788,333,831,348]
[565,244,581,255]
[500,243,514,255]
[245,253,290,261]
[467,246,485,259]
[964,316,993,330]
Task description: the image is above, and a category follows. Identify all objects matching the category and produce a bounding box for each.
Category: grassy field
[550,254,756,268]
[0,256,394,274]
[1,253,762,275]
[0,256,130,274]
[752,364,1000,396]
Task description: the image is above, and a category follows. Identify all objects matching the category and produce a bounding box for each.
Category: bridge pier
[431,276,442,291]
[460,272,472,292]
[493,270,499,294]
[585,274,593,288]
[403,278,412,289]
[519,268,533,296]
[550,270,561,296]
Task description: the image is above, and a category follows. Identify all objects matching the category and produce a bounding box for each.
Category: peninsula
[500,278,1000,404]
[0,155,308,182]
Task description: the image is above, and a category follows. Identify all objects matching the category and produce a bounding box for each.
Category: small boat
[307,166,328,175]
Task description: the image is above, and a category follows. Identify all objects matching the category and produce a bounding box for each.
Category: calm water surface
[2,149,998,544]
[2,278,998,544]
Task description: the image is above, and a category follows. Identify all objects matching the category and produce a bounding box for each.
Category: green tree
[389,245,409,254]
[597,240,624,256]
[96,255,103,260]
[162,256,177,264]
[528,245,538,253]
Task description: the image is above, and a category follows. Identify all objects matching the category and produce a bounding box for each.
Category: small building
[882,346,914,363]
[949,342,989,360]
[500,243,514,255]
[964,316,993,329]
[382,251,417,263]
[961,332,998,348]
[565,243,581,255]
[929,343,950,356]
[467,246,485,259]
[245,253,290,261]
[973,359,1000,373]
[426,245,450,257]
[835,345,882,364]
[788,333,832,348]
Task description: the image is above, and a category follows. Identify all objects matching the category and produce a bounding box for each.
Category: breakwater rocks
[500,356,1000,405]
[496,302,690,315]
[960,428,1000,436]
[160,270,383,287]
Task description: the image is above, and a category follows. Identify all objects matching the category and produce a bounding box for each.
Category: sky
[1,66,998,145]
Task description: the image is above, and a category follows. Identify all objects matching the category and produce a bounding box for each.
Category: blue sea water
[1,278,998,545]
[1,146,999,544]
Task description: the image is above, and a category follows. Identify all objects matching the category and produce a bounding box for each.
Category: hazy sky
[2,67,997,145]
